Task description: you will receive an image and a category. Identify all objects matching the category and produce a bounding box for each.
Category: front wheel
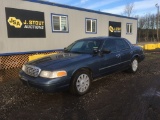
[70,70,91,95]
[128,58,139,73]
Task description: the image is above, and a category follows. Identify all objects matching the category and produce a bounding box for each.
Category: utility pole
[155,3,159,42]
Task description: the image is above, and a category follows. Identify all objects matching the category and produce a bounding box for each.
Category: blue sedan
[19,37,145,95]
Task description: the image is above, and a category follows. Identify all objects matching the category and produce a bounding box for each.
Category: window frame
[115,38,130,51]
[85,18,97,34]
[51,13,69,33]
[126,23,133,34]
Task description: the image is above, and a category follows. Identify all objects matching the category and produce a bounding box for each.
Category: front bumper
[19,71,70,92]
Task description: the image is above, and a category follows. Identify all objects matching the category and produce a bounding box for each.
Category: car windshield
[65,39,103,54]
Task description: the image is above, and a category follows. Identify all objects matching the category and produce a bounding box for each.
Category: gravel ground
[0,51,160,120]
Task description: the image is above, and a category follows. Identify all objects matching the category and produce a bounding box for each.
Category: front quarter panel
[63,55,102,79]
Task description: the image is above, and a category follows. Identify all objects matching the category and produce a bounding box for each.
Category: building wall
[0,0,137,54]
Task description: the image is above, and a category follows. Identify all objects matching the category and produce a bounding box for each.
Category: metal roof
[24,0,137,20]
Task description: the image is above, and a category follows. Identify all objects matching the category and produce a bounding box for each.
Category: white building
[0,0,137,69]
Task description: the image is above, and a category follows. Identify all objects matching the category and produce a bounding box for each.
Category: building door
[109,21,121,37]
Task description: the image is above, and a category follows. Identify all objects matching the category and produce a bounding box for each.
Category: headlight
[40,70,67,78]
[22,65,26,72]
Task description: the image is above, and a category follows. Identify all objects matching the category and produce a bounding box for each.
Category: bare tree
[123,3,134,17]
[145,14,150,41]
[150,14,156,41]
[138,16,146,42]
[137,13,157,42]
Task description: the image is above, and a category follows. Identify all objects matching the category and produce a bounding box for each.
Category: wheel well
[133,55,140,62]
[71,67,93,80]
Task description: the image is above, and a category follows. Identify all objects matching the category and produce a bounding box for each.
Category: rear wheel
[70,70,91,95]
[128,58,138,73]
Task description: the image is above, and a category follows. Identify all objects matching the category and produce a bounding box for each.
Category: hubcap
[132,59,138,71]
[76,74,90,93]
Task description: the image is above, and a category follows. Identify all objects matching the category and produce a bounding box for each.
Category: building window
[126,23,132,34]
[86,18,97,33]
[51,14,68,32]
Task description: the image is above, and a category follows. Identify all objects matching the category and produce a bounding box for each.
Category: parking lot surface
[1,52,160,120]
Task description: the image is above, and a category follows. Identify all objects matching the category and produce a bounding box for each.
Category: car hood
[27,52,92,70]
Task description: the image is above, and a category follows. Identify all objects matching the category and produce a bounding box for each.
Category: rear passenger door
[115,38,131,69]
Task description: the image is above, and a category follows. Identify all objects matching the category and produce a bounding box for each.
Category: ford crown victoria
[19,37,145,95]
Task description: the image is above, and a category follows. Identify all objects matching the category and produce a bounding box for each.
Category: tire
[70,70,91,95]
[128,58,139,73]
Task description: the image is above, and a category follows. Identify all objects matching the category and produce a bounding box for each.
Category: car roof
[78,36,124,41]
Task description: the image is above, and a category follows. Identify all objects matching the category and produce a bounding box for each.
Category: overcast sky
[42,0,160,16]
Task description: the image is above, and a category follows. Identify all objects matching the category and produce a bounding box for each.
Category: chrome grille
[23,65,41,77]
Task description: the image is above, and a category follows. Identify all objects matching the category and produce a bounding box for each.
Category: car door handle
[116,54,121,58]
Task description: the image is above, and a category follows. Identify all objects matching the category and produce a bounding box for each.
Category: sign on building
[5,8,46,38]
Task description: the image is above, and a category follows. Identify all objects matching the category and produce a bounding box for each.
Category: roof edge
[23,0,137,20]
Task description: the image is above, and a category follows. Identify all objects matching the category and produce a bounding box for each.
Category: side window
[51,14,68,32]
[124,38,133,48]
[85,18,97,34]
[116,39,130,51]
[103,39,117,52]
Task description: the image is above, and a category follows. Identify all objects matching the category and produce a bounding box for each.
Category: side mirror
[93,49,98,54]
[101,48,111,54]
[93,47,100,54]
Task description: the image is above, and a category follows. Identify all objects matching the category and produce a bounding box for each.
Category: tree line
[123,3,160,42]
[137,14,160,42]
